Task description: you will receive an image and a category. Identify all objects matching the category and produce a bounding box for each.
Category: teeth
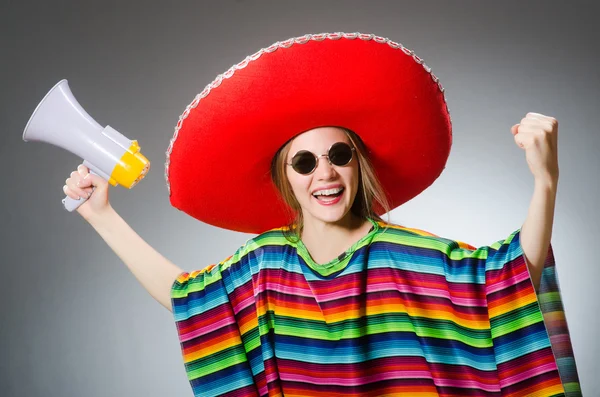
[313,187,343,196]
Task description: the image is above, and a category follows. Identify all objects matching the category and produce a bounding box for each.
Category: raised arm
[520,180,557,290]
[65,165,183,311]
[511,112,560,291]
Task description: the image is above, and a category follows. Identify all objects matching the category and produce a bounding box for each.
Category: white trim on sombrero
[164,32,451,196]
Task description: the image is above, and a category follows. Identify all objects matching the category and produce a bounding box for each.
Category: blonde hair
[270,127,391,241]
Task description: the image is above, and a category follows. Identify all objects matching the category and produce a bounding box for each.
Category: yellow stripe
[488,293,537,318]
[184,334,243,362]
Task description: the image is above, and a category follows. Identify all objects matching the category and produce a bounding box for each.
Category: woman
[64,33,580,396]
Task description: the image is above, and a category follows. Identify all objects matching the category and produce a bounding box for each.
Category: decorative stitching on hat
[165,32,451,196]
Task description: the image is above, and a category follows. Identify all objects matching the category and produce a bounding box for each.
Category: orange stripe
[183,329,242,362]
[488,292,538,318]
[504,378,563,397]
[255,298,490,329]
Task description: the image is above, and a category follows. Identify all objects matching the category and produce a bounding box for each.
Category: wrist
[534,176,558,192]
[85,204,117,229]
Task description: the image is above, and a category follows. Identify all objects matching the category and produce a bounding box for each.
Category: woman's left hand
[511,112,559,185]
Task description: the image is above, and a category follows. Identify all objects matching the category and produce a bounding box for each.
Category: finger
[520,116,546,126]
[63,184,80,200]
[522,119,554,133]
[73,171,91,189]
[69,171,84,187]
[77,164,89,178]
[526,113,557,128]
[513,133,531,149]
[79,185,94,195]
[514,138,525,149]
[514,124,538,133]
[79,171,107,189]
[66,175,91,199]
[526,112,551,120]
[76,172,93,189]
[63,183,89,200]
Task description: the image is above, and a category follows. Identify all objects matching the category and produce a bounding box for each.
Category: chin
[300,189,358,225]
[315,213,347,224]
[307,203,353,225]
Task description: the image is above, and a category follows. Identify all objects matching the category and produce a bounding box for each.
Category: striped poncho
[171,220,581,396]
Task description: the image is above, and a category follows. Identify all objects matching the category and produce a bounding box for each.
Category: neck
[299,213,372,265]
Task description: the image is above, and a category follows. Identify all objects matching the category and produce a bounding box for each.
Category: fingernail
[84,174,90,180]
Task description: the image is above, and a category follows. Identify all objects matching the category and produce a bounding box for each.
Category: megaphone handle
[62,170,99,212]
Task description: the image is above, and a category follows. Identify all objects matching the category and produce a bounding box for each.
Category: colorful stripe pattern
[171,221,581,396]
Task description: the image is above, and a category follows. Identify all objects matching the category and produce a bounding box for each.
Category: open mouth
[312,187,345,204]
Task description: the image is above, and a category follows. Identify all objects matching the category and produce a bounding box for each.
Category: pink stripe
[258,280,486,307]
[486,271,531,294]
[367,282,486,307]
[266,371,280,383]
[232,295,255,314]
[432,378,500,391]
[179,316,237,342]
[312,288,363,302]
[280,370,433,385]
[550,334,570,344]
[499,362,558,387]
[255,282,314,298]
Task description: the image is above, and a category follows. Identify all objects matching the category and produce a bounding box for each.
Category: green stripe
[185,346,250,380]
[490,303,544,338]
[256,314,493,348]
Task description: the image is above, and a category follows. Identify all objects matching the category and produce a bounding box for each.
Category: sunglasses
[287,142,356,175]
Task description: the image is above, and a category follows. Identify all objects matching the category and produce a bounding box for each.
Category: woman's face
[285,127,360,227]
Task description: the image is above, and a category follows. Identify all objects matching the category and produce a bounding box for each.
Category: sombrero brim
[165,33,452,234]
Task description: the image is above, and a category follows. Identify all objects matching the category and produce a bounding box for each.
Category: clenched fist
[511,112,559,185]
[63,164,111,221]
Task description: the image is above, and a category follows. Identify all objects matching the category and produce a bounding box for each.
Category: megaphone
[23,79,150,211]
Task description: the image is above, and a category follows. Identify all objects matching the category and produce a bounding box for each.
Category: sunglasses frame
[287,142,356,175]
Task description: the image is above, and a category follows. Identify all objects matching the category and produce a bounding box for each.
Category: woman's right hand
[63,164,111,222]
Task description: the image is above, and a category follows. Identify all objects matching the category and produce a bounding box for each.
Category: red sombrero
[165,32,452,234]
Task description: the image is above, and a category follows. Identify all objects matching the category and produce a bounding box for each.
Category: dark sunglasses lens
[329,143,353,166]
[291,151,316,174]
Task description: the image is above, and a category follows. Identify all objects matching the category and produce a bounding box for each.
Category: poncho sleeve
[454,228,582,396]
[170,242,261,397]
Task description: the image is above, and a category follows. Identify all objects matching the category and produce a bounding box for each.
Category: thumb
[80,171,108,189]
[510,124,520,136]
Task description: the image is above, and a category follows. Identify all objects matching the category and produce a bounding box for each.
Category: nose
[314,154,337,180]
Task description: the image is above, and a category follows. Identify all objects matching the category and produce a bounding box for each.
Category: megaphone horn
[23,79,150,211]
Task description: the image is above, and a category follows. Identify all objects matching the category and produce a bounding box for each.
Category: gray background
[2,0,598,395]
